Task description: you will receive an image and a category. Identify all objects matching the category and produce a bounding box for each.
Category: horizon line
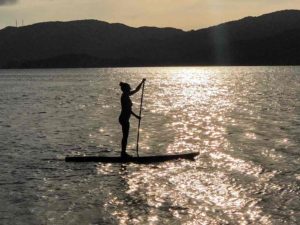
[1,9,298,32]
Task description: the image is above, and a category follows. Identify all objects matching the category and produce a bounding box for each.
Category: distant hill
[0,10,300,68]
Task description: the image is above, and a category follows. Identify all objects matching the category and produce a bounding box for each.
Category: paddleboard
[65,152,199,164]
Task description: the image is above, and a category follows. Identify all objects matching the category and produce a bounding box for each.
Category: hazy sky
[0,0,299,30]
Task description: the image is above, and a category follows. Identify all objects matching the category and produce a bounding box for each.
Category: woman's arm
[131,111,141,120]
[129,79,146,96]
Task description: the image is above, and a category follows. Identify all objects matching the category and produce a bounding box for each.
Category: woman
[119,79,146,158]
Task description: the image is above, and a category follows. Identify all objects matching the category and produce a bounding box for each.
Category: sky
[0,0,300,30]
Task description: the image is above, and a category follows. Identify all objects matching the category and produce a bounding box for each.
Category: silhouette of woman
[119,79,146,158]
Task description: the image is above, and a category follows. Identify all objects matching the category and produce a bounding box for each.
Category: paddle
[136,79,145,157]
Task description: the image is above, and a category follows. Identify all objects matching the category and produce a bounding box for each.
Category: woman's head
[120,82,131,93]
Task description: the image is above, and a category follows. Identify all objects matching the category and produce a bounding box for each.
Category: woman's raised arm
[129,79,146,95]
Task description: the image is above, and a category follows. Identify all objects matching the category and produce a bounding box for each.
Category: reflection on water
[0,67,300,224]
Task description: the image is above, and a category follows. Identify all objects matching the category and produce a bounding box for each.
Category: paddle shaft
[136,81,145,157]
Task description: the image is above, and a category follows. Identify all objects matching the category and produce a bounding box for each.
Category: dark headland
[0,9,300,68]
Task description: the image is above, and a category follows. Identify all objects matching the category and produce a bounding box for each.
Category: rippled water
[0,67,300,225]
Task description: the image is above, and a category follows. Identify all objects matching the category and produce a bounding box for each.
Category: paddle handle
[136,80,145,157]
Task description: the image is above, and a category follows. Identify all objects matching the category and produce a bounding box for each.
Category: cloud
[0,0,18,6]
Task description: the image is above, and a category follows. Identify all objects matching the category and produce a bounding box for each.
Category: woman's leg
[121,122,130,156]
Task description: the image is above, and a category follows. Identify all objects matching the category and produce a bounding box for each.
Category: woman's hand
[134,113,141,120]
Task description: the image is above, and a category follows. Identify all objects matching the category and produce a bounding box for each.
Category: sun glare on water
[92,67,283,224]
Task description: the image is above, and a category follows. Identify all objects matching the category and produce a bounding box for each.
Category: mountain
[0,10,299,68]
[170,9,300,65]
[0,20,184,68]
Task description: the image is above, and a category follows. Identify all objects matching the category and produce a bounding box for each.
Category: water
[0,67,299,225]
